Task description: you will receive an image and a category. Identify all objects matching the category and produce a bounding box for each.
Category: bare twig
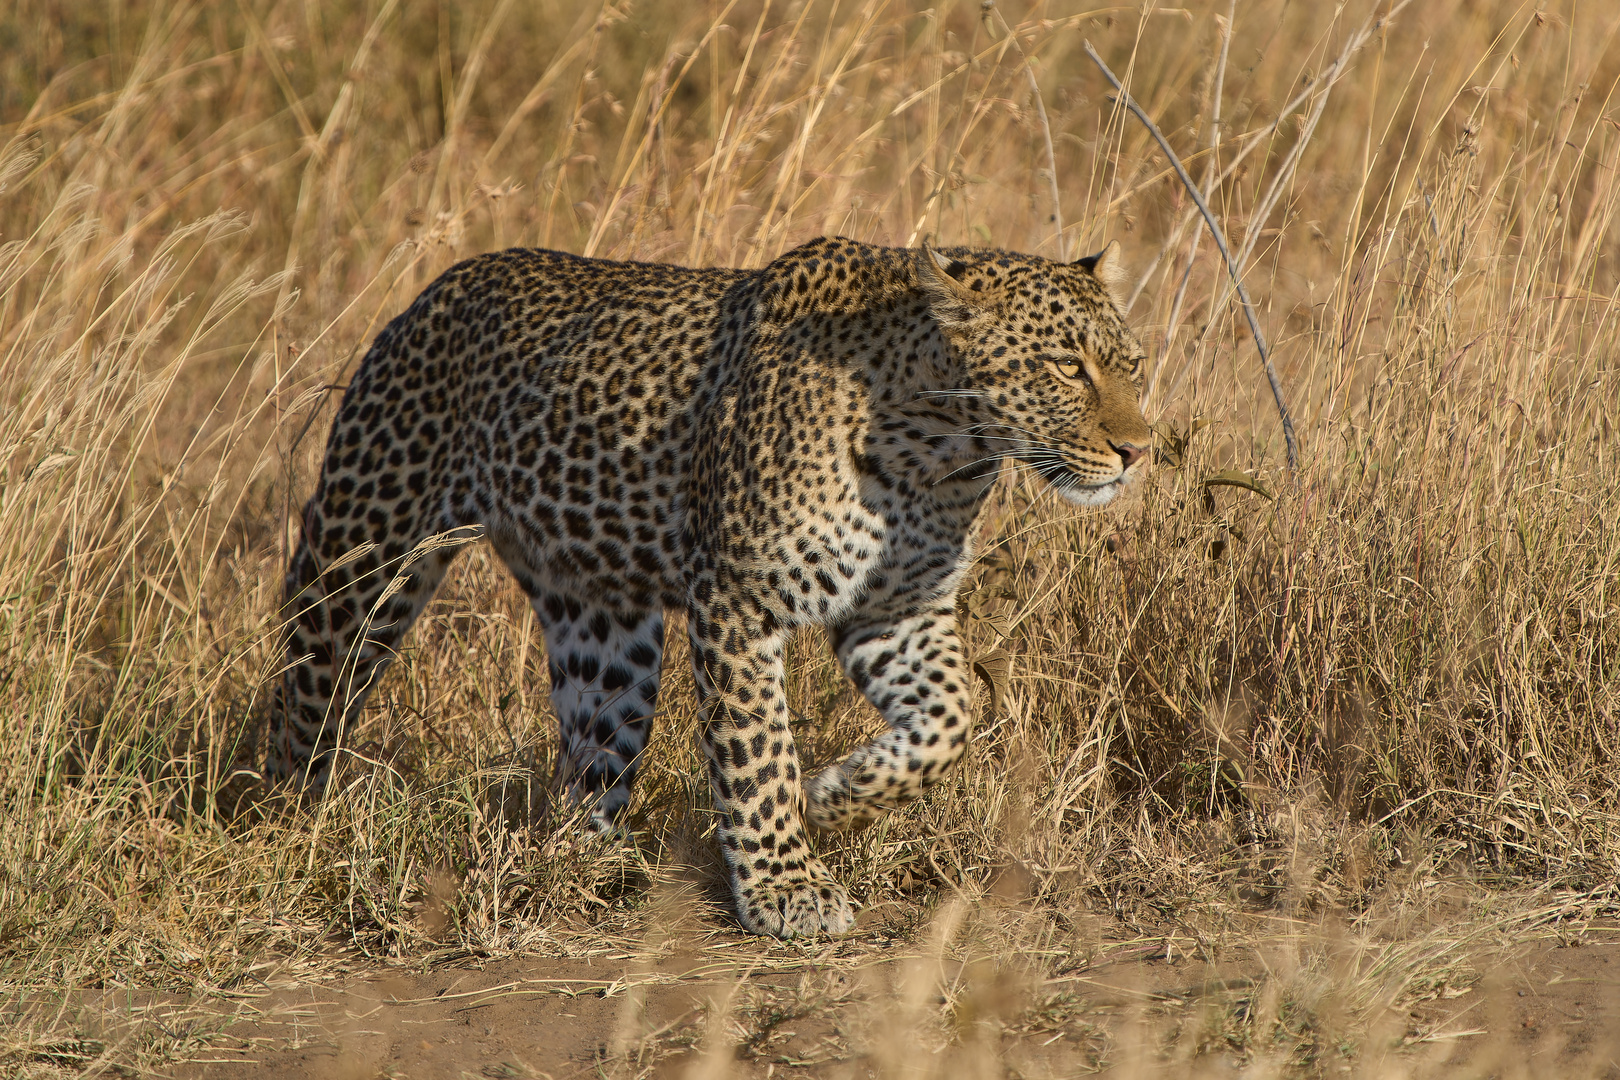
[1147,2,1412,417]
[1159,0,1232,335]
[1083,39,1299,473]
[584,0,743,258]
[1229,0,1414,280]
[1126,2,1232,317]
[983,1,1065,259]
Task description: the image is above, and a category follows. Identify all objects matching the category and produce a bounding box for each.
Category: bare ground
[40,909,1620,1079]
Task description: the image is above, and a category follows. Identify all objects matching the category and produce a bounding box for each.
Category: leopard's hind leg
[269,493,467,790]
[524,590,664,829]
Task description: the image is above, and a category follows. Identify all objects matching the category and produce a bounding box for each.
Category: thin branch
[1126,2,1231,317]
[1161,0,1231,330]
[1218,0,1414,318]
[1083,39,1299,474]
[983,2,1065,260]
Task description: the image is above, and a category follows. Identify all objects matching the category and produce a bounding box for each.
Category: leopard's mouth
[1030,457,1132,507]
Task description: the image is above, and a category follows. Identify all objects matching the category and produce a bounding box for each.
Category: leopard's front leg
[805,604,975,830]
[687,598,857,938]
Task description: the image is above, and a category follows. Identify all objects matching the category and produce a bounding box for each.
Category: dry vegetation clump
[1,0,1617,1074]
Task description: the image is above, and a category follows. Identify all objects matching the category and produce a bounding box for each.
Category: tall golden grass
[1,0,1617,1073]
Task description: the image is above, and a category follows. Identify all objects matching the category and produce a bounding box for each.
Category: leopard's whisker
[934,447,1068,485]
[929,432,1036,445]
[933,454,1019,485]
[948,420,1051,441]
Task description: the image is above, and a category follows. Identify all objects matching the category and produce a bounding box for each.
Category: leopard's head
[916,241,1153,507]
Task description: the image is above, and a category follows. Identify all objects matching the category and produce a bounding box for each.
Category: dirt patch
[74,918,1606,1078]
[168,955,709,1079]
[1404,928,1620,1076]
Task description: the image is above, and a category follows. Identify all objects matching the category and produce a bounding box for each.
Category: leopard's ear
[1075,239,1127,306]
[917,241,991,329]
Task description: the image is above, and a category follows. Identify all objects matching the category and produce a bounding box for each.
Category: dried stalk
[1160,0,1232,335]
[982,1,1065,260]
[1083,39,1300,473]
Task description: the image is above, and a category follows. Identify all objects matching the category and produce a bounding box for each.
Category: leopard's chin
[1041,461,1136,507]
[1055,477,1125,507]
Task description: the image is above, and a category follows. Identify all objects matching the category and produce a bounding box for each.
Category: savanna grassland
[2,0,1618,1076]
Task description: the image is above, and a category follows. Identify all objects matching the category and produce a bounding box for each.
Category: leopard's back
[318,248,756,610]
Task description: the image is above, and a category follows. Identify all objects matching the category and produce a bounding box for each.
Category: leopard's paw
[734,861,857,938]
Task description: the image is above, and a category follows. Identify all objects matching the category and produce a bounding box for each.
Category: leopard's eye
[1054,360,1082,380]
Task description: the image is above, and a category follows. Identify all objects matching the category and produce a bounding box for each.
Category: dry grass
[1,0,1618,1075]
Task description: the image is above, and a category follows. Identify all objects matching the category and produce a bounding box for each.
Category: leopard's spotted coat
[269,235,1152,938]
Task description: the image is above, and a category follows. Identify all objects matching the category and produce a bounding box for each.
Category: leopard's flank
[269,235,1152,938]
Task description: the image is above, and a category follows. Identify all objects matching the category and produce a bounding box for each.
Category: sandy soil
[112,917,1618,1079]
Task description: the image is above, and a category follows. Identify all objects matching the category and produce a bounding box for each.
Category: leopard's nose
[1111,441,1146,470]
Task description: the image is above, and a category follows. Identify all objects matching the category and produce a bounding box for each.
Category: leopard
[267,234,1153,939]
